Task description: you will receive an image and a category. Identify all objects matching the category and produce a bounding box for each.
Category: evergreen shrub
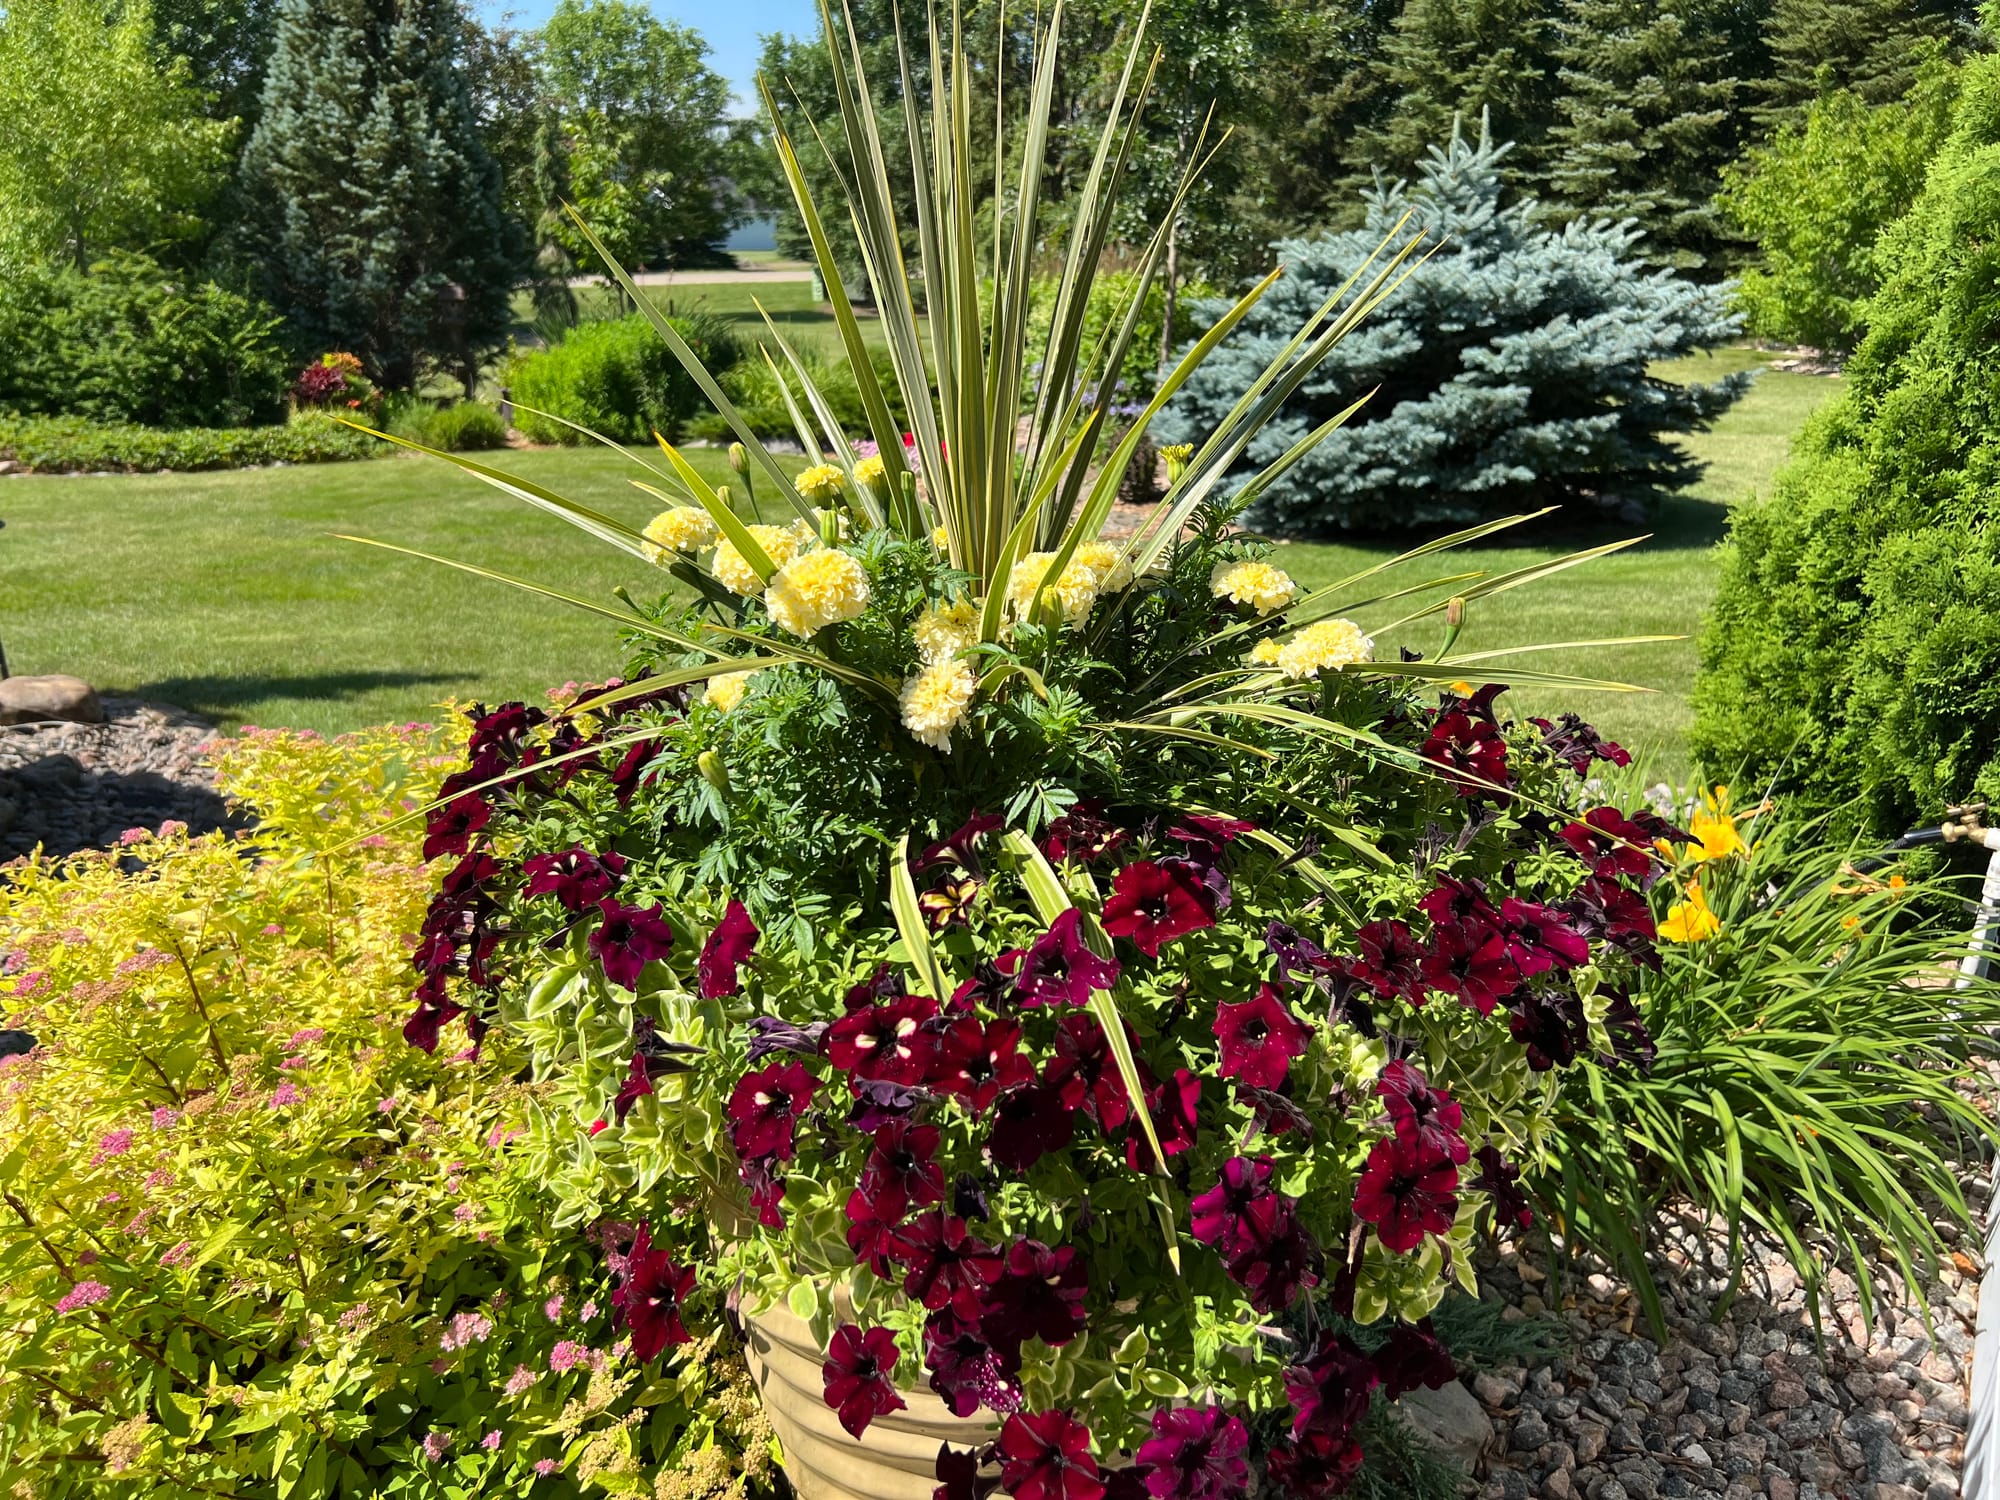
[508,313,741,445]
[388,398,512,452]
[0,412,383,474]
[0,254,292,430]
[1692,34,2000,834]
[0,724,779,1499]
[1160,127,1747,534]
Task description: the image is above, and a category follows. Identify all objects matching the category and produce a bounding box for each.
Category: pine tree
[1756,0,1976,131]
[235,0,520,389]
[1348,0,1566,189]
[1548,0,1769,274]
[1161,123,1747,533]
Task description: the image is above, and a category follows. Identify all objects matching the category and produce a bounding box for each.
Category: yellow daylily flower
[1659,882,1721,943]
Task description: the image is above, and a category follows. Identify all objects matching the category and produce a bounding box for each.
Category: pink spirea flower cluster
[548,1341,590,1373]
[504,1365,538,1396]
[439,1311,493,1352]
[90,1129,134,1166]
[55,1280,110,1313]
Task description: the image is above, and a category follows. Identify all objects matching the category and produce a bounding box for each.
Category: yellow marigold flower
[854,454,887,490]
[1277,618,1373,680]
[1160,442,1195,481]
[1210,559,1296,614]
[1248,638,1283,666]
[1658,883,1720,943]
[900,659,977,752]
[1007,552,1099,627]
[706,670,755,713]
[640,507,717,564]
[765,547,872,637]
[795,463,846,506]
[711,525,800,598]
[914,599,979,664]
[932,526,951,550]
[1073,540,1135,593]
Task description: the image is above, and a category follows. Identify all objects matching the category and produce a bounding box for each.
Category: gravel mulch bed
[1470,1199,1982,1500]
[0,697,238,862]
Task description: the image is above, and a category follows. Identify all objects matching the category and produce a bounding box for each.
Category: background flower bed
[0,724,778,1499]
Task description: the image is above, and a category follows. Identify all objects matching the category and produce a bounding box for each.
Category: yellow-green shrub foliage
[0,725,777,1500]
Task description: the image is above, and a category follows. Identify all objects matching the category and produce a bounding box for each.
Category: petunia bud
[698,750,731,798]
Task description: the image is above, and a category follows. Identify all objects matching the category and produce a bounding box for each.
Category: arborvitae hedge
[1692,35,2000,833]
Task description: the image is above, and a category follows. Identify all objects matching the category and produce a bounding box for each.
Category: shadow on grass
[126,671,456,720]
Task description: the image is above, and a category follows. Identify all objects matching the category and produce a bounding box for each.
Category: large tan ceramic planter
[741,1302,999,1500]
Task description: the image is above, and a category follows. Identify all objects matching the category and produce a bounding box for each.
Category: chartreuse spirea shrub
[1541,784,2000,1340]
[1158,125,1748,534]
[0,725,779,1500]
[505,314,742,446]
[1692,24,2000,835]
[353,7,1685,1498]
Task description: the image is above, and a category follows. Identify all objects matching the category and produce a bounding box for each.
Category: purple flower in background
[1133,1404,1249,1500]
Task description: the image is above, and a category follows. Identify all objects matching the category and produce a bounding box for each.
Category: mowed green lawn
[2,348,1835,778]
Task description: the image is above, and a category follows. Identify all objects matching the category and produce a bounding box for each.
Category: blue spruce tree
[235,0,520,390]
[1160,123,1747,533]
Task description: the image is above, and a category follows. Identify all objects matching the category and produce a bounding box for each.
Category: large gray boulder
[0,675,104,727]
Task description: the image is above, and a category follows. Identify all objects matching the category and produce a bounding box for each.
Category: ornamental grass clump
[349,4,1686,1494]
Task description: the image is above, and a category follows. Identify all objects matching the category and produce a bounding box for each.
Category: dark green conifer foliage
[1548,0,1769,274]
[1693,34,2000,833]
[235,0,519,388]
[1350,0,1566,190]
[1756,0,1977,131]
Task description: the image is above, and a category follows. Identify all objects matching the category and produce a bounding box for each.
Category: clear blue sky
[478,0,821,111]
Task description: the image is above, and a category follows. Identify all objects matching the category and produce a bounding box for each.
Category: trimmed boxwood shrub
[0,253,293,429]
[1691,39,2000,835]
[0,412,383,473]
[506,311,740,444]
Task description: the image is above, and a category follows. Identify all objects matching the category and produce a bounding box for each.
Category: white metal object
[1954,813,2000,1500]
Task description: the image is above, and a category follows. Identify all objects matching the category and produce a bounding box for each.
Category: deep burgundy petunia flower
[698,900,760,998]
[1040,800,1129,866]
[1190,1156,1281,1260]
[986,1080,1077,1172]
[466,700,544,761]
[726,1061,818,1163]
[997,1410,1103,1500]
[846,962,909,1009]
[589,897,675,990]
[916,812,1004,876]
[894,1211,1004,1320]
[608,738,664,805]
[1266,1429,1365,1500]
[1002,909,1123,1007]
[1352,1135,1460,1254]
[1372,1321,1456,1401]
[1599,989,1657,1071]
[850,1078,927,1132]
[611,1223,697,1361]
[1045,1013,1137,1131]
[863,1120,947,1213]
[1506,986,1590,1071]
[828,993,942,1084]
[1533,711,1631,774]
[1419,709,1510,797]
[1235,1082,1316,1141]
[1285,1332,1379,1442]
[982,1239,1088,1351]
[522,847,627,911]
[403,977,465,1053]
[423,794,493,862]
[925,1310,1024,1418]
[822,1323,908,1438]
[1134,1404,1249,1500]
[931,1016,1033,1113]
[1212,984,1313,1089]
[1374,1059,1469,1164]
[846,1186,905,1277]
[746,1016,829,1064]
[1418,875,1500,932]
[1473,1142,1533,1231]
[1418,921,1519,1017]
[1351,919,1426,1005]
[1565,877,1658,961]
[1265,921,1329,986]
[1499,897,1591,976]
[1230,1215,1320,1313]
[612,1050,664,1123]
[440,850,499,901]
[740,1158,788,1228]
[949,959,1013,1014]
[1101,861,1216,958]
[1126,1068,1200,1173]
[1558,806,1655,880]
[1163,815,1253,912]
